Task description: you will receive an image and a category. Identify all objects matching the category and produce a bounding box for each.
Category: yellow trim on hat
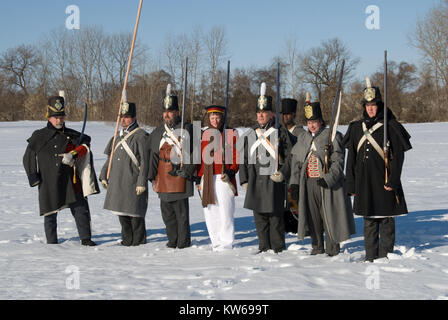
[46,105,65,118]
[206,108,225,114]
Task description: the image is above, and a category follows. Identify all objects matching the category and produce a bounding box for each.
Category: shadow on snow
[62,209,447,252]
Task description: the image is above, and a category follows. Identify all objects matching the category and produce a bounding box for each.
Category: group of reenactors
[23,78,412,262]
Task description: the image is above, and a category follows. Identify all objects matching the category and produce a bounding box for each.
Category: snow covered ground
[0,121,447,300]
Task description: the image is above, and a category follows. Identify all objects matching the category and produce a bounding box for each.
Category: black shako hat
[46,96,66,118]
[120,102,137,117]
[281,98,297,114]
[163,83,179,111]
[361,77,383,106]
[256,82,273,112]
[304,92,323,121]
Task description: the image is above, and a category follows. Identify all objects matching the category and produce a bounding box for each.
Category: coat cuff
[28,173,41,187]
[137,175,147,187]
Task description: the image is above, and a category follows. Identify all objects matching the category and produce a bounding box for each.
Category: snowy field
[0,121,447,300]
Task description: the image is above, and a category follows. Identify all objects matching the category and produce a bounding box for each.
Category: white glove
[61,152,75,167]
[270,171,284,183]
[242,183,248,192]
[101,180,108,189]
[136,186,146,196]
[221,173,230,183]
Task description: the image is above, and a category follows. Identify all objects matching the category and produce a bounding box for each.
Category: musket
[77,103,88,146]
[221,60,237,195]
[222,60,230,174]
[324,59,345,174]
[180,57,188,167]
[383,50,390,184]
[275,61,280,173]
[106,0,143,180]
[275,62,287,207]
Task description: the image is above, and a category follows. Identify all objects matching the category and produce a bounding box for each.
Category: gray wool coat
[289,127,356,243]
[289,125,306,137]
[99,123,150,218]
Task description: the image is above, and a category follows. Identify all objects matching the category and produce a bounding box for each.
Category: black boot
[81,239,97,246]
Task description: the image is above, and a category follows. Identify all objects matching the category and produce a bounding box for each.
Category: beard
[164,117,174,127]
[164,115,180,128]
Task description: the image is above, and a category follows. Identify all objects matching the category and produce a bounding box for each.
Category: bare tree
[299,38,359,98]
[282,35,302,98]
[0,44,40,96]
[204,25,227,104]
[410,0,448,108]
[188,26,203,122]
[299,38,359,120]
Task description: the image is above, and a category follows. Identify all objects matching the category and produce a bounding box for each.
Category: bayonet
[324,59,345,174]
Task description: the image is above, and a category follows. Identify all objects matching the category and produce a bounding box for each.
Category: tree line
[1,1,448,126]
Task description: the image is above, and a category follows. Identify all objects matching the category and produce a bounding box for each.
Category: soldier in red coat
[197,105,239,251]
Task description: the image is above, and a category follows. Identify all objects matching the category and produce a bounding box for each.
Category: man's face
[282,113,295,126]
[48,116,65,129]
[120,115,135,129]
[209,112,223,129]
[365,102,378,118]
[163,110,179,127]
[307,119,323,134]
[257,110,274,127]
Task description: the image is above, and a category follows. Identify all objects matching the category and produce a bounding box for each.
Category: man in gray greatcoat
[239,83,294,253]
[148,87,195,249]
[100,102,150,246]
[288,99,355,256]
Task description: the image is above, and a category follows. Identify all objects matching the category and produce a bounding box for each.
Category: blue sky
[0,0,442,81]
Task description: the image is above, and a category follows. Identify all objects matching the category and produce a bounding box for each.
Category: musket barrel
[275,62,280,172]
[180,57,188,166]
[384,50,389,184]
[324,59,345,174]
[384,50,388,148]
[222,60,230,171]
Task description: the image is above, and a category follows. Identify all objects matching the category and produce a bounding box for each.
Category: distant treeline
[1,1,448,126]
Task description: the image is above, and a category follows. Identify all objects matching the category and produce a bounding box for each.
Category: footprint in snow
[380,266,416,273]
[203,279,235,289]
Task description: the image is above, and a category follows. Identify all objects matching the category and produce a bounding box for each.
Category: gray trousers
[305,178,340,255]
[253,210,286,253]
[44,195,92,244]
[364,217,395,260]
[160,198,191,248]
[119,216,147,246]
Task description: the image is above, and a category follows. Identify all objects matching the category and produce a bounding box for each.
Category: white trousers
[202,174,235,250]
